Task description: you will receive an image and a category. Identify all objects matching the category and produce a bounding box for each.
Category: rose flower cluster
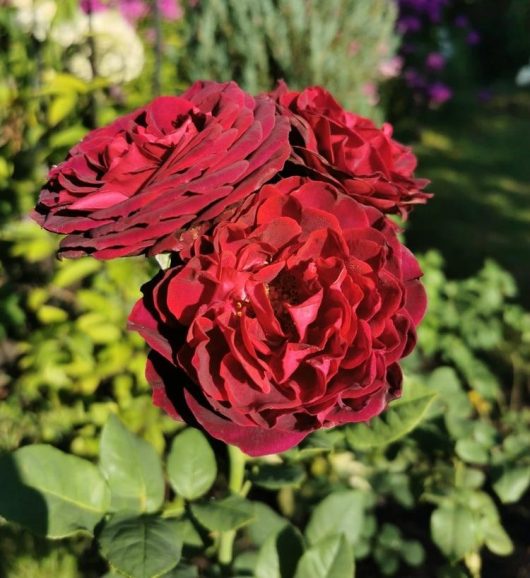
[33,80,430,456]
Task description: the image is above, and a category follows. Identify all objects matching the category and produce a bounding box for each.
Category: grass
[404,94,530,304]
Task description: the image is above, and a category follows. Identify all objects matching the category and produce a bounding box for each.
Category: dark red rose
[32,81,290,259]
[128,177,426,456]
[271,83,431,216]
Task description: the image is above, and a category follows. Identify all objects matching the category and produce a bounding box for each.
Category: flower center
[268,271,302,308]
[267,271,303,336]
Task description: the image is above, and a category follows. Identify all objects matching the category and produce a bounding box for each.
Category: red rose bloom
[32,81,290,259]
[129,177,426,456]
[272,83,430,216]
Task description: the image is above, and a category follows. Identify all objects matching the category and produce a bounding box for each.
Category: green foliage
[293,535,354,578]
[255,525,304,578]
[249,463,306,490]
[346,381,437,450]
[167,428,217,501]
[99,415,165,514]
[305,491,366,548]
[0,445,110,538]
[191,495,255,532]
[98,514,183,578]
[181,0,399,117]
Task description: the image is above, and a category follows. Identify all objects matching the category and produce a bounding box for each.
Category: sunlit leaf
[99,414,164,513]
[0,445,110,538]
[167,428,217,501]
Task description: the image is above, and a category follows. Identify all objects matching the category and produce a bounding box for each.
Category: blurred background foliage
[0,0,529,577]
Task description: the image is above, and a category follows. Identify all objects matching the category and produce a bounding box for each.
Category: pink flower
[158,0,182,20]
[379,56,404,79]
[80,0,183,22]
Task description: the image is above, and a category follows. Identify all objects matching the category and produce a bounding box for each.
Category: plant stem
[228,444,246,494]
[218,445,247,567]
[218,528,236,567]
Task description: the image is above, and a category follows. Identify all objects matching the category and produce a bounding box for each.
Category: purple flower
[454,15,469,28]
[477,88,493,103]
[404,68,427,90]
[398,0,447,23]
[426,52,446,71]
[428,82,453,106]
[466,30,480,45]
[397,16,422,34]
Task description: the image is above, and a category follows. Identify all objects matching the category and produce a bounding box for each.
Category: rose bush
[272,83,431,216]
[32,81,290,259]
[129,177,426,455]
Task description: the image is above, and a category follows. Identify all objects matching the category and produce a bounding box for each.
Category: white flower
[52,10,145,83]
[516,61,530,87]
[10,0,57,41]
[50,11,88,49]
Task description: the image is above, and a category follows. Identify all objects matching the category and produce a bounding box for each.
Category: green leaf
[53,259,101,288]
[294,535,354,578]
[36,305,68,324]
[305,491,365,547]
[484,523,514,556]
[247,502,289,547]
[48,95,77,126]
[161,565,198,577]
[346,384,436,450]
[455,439,489,465]
[430,503,480,560]
[173,518,203,547]
[99,414,164,513]
[98,513,182,578]
[0,444,110,538]
[255,525,305,578]
[191,495,255,532]
[493,466,530,504]
[456,467,485,490]
[167,428,217,501]
[40,72,89,95]
[402,540,425,567]
[49,125,88,149]
[250,463,306,490]
[234,551,259,575]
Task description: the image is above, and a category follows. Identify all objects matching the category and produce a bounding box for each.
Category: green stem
[218,445,247,567]
[218,530,236,567]
[228,445,246,494]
